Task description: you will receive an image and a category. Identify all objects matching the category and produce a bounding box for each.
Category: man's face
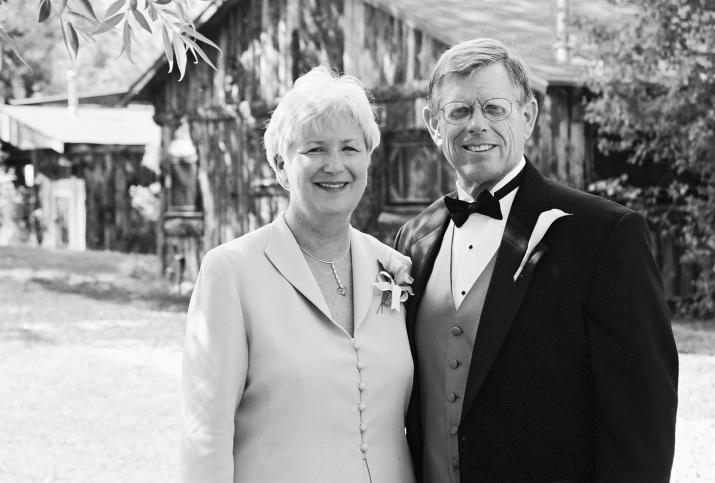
[423,63,538,196]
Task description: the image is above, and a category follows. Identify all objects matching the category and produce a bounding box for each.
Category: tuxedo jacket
[182,214,415,483]
[394,160,678,483]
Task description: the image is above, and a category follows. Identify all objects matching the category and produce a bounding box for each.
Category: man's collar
[456,156,526,202]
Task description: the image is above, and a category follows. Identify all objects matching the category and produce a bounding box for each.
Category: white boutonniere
[373,254,414,312]
[513,209,572,281]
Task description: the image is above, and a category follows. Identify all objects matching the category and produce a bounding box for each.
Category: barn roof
[9,89,130,107]
[0,105,160,153]
[124,0,623,103]
[366,0,618,87]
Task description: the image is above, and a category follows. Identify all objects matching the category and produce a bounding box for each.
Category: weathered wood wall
[33,146,157,253]
[145,0,610,283]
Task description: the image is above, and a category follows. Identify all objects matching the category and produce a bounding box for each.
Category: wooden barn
[0,102,161,252]
[125,0,658,289]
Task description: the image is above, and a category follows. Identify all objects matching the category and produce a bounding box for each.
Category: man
[395,38,678,483]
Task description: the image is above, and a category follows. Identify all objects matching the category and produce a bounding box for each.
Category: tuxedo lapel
[350,228,380,331]
[405,206,450,339]
[264,215,333,323]
[461,161,548,419]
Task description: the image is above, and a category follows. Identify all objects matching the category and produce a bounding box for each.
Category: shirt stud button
[468,245,473,249]
[460,290,466,296]
[353,341,360,350]
[358,403,366,412]
[360,423,367,432]
[448,392,458,402]
[448,359,460,369]
[357,361,365,370]
[450,425,459,435]
[451,326,463,336]
[358,382,366,391]
[360,444,368,453]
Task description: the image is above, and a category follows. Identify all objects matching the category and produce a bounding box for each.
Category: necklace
[297,240,351,296]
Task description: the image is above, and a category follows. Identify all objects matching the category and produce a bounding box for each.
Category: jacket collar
[264,214,380,333]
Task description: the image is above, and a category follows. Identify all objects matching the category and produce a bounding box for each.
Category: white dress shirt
[450,157,525,308]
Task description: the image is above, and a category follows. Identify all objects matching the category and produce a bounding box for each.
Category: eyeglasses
[439,98,513,124]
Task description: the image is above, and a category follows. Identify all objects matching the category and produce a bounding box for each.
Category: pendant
[337,286,347,296]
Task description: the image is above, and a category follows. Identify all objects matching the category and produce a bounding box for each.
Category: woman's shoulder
[352,228,412,270]
[203,222,273,266]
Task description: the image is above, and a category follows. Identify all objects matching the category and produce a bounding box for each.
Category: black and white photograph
[0,0,712,481]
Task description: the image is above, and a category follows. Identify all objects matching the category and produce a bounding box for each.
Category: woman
[181,67,415,483]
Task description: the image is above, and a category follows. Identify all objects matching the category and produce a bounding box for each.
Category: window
[384,130,455,206]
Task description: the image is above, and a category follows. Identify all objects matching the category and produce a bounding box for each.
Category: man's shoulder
[396,196,449,249]
[543,178,637,225]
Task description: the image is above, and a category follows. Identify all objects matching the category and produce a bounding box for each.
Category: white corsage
[513,209,572,281]
[373,255,414,312]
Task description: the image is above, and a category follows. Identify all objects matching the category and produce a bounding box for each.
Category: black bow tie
[444,168,525,227]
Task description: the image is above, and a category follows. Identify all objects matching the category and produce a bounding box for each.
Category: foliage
[0,1,151,100]
[575,0,715,318]
[0,0,220,80]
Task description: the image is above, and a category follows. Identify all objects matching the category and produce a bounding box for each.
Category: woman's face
[281,117,370,224]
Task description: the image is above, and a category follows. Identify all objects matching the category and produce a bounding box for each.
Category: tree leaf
[171,31,187,80]
[38,0,52,23]
[183,36,217,71]
[104,0,126,19]
[131,8,152,33]
[0,25,31,71]
[60,20,79,62]
[161,24,174,73]
[77,0,99,21]
[66,9,100,25]
[177,24,220,52]
[57,0,69,15]
[117,21,134,62]
[92,13,124,34]
[147,4,158,22]
[67,22,79,59]
[174,1,186,20]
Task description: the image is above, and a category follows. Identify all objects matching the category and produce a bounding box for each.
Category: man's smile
[463,143,497,153]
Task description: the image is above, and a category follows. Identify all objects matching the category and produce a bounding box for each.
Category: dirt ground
[0,246,713,482]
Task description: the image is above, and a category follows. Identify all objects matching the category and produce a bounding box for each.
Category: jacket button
[447,392,458,402]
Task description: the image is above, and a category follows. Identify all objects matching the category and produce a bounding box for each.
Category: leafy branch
[1,0,220,79]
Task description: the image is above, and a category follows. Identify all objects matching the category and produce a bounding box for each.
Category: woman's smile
[314,181,350,191]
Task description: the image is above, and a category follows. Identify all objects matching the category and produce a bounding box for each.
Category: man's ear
[521,97,539,140]
[422,105,443,147]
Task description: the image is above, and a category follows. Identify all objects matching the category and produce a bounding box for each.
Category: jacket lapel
[350,228,380,331]
[405,205,450,340]
[264,215,333,322]
[461,161,548,419]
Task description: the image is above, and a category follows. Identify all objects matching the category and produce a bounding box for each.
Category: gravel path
[0,246,713,482]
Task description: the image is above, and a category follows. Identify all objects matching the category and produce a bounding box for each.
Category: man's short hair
[264,66,380,180]
[427,38,534,108]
